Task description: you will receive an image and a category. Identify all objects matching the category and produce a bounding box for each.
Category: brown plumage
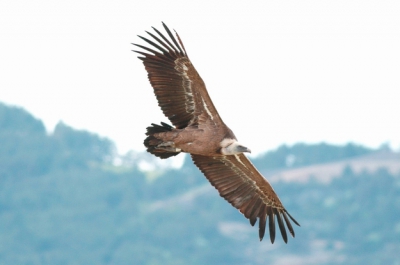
[133,22,300,243]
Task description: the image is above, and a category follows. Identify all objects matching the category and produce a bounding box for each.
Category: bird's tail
[144,122,181,159]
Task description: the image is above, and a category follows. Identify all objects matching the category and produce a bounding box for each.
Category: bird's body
[133,22,300,243]
[149,120,238,156]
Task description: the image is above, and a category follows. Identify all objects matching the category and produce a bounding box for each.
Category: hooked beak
[238,145,251,154]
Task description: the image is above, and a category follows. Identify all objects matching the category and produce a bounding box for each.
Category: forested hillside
[0,102,399,265]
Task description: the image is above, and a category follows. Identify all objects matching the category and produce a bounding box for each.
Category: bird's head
[220,139,251,155]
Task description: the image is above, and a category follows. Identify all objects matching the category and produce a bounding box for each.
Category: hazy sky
[1,0,399,155]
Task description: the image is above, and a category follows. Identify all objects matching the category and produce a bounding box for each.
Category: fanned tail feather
[144,122,181,159]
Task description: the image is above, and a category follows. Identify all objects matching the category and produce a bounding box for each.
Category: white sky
[1,0,399,155]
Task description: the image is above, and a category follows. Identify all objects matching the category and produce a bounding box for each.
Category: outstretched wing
[133,22,222,129]
[191,153,300,243]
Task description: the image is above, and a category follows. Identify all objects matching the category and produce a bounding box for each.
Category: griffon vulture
[133,22,300,243]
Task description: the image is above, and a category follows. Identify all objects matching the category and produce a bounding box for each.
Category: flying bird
[133,22,300,243]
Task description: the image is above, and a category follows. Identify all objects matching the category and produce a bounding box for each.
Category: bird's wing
[191,153,300,243]
[133,22,222,129]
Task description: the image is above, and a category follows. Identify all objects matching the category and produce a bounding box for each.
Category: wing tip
[286,210,300,227]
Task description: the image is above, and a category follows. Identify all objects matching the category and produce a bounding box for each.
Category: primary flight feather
[133,22,300,243]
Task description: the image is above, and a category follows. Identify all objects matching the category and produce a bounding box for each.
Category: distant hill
[266,150,400,184]
[0,102,115,177]
[0,102,399,265]
[252,142,374,171]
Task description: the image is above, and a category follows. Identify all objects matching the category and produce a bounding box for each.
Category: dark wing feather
[191,153,300,243]
[133,22,222,129]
